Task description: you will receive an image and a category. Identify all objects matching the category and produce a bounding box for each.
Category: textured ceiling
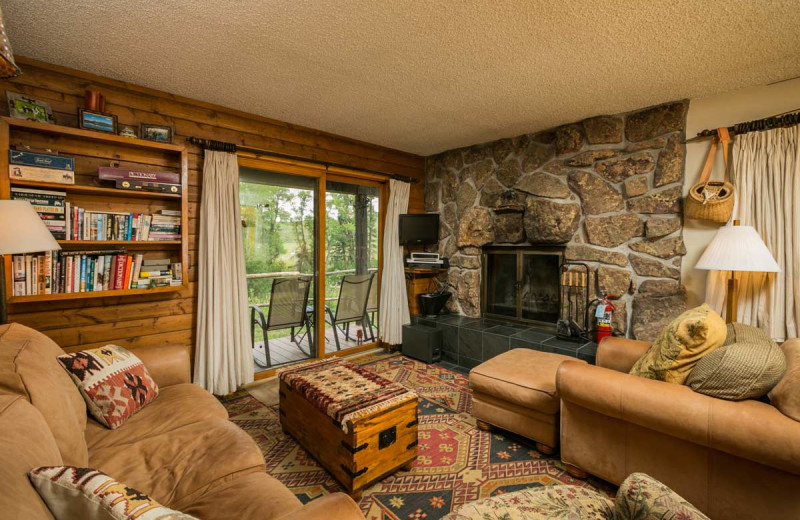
[4,1,800,155]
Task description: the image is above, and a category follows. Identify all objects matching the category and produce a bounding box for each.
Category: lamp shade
[695,224,780,273]
[0,7,21,79]
[0,200,60,255]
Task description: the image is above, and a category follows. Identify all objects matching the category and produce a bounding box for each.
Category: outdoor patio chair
[327,272,375,350]
[361,275,378,342]
[251,276,312,368]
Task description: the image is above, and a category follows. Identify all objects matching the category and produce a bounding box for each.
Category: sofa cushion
[0,323,89,466]
[685,323,785,400]
[89,418,265,507]
[177,472,302,520]
[630,304,726,384]
[442,484,614,520]
[768,339,800,421]
[0,395,61,520]
[469,349,583,414]
[29,466,198,520]
[616,472,710,520]
[58,345,159,430]
[85,383,228,451]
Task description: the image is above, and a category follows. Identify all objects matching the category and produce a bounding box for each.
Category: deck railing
[246,268,377,307]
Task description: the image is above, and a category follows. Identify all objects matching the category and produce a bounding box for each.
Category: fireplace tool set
[556,262,591,342]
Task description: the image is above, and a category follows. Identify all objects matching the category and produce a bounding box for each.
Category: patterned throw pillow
[629,304,726,384]
[616,472,710,520]
[57,345,158,429]
[29,466,197,520]
[441,485,614,520]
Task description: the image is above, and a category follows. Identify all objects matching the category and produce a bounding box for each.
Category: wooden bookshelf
[0,116,189,303]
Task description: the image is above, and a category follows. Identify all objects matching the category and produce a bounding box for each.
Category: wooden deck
[253,323,371,372]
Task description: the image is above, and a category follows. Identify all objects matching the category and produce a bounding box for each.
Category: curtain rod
[185,137,418,183]
[686,109,800,143]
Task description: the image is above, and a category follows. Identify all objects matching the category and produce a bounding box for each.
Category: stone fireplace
[425,101,691,340]
[483,246,562,327]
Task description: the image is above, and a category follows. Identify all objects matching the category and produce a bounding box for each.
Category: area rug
[222,355,614,519]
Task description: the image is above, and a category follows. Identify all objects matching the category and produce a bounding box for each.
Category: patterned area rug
[222,355,614,519]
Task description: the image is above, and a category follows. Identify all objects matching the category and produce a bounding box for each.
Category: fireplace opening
[482,246,563,327]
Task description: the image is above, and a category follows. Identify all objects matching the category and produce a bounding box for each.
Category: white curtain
[378,179,410,345]
[194,150,254,394]
[706,125,800,341]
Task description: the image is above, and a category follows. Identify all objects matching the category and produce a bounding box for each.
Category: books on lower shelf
[11,251,183,296]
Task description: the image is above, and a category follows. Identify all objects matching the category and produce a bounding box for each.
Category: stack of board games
[10,187,66,239]
[9,149,75,185]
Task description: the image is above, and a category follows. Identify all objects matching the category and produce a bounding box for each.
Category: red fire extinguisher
[594,294,616,344]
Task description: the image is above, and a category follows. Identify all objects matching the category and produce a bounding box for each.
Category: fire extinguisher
[593,294,616,344]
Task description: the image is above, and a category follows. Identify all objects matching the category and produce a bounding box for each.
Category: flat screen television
[399,213,439,245]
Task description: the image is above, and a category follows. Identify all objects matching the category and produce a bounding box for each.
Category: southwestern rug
[221,354,614,519]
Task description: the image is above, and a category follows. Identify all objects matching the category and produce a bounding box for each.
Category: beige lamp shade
[0,200,60,255]
[0,7,21,79]
[695,224,780,273]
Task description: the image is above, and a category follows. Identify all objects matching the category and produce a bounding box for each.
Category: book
[9,165,75,184]
[12,256,25,296]
[98,166,180,185]
[9,150,74,171]
[131,254,144,287]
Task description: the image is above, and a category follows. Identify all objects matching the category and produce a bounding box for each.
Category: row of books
[10,187,181,241]
[9,149,75,185]
[11,251,183,296]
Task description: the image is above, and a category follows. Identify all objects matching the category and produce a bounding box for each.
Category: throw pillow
[441,484,614,520]
[629,304,726,384]
[29,466,197,520]
[768,339,800,421]
[57,345,158,429]
[685,324,786,400]
[616,472,709,520]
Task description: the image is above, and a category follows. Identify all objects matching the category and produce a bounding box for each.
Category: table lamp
[0,200,61,323]
[695,220,780,323]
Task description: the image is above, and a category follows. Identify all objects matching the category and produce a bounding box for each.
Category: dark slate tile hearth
[410,313,597,371]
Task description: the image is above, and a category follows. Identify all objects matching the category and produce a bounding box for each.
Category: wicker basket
[685,128,735,223]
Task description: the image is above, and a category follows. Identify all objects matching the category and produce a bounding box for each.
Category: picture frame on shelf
[118,125,137,138]
[139,123,173,144]
[6,92,55,124]
[78,109,118,134]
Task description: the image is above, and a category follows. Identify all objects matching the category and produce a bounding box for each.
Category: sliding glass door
[239,166,319,373]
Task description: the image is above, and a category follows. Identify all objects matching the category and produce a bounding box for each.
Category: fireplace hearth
[482,246,563,327]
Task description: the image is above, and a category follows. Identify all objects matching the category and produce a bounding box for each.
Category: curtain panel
[705,124,800,341]
[378,179,410,345]
[194,150,254,394]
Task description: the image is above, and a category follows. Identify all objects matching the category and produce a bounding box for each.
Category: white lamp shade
[695,224,780,273]
[0,200,61,255]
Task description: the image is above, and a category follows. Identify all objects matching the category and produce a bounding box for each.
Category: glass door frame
[237,155,387,380]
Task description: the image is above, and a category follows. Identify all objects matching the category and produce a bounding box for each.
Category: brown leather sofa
[557,336,800,520]
[0,322,365,520]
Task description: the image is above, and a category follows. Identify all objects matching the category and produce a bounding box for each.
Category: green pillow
[686,323,786,400]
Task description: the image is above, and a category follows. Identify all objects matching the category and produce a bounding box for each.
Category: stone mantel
[425,101,691,340]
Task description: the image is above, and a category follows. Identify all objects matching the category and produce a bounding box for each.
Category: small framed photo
[78,109,118,134]
[140,123,173,144]
[118,125,137,139]
[7,92,55,124]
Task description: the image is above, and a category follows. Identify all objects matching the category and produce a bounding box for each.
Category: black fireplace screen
[483,249,562,325]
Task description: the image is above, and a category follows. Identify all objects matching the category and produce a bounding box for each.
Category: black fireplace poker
[556,262,591,343]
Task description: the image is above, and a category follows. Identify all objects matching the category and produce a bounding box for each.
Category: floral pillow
[29,466,197,520]
[57,345,158,429]
[616,472,710,520]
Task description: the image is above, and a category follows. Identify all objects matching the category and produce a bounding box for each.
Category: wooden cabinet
[404,267,447,316]
[0,117,188,303]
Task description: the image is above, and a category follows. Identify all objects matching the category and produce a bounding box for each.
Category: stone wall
[425,101,690,340]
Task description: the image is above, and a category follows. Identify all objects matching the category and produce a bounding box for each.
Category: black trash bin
[418,291,451,318]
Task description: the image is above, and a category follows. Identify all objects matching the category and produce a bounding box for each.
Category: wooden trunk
[279,380,418,498]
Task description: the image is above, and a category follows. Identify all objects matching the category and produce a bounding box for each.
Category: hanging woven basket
[684,128,735,223]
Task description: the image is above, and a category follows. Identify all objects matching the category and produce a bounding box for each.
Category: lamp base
[725,274,738,324]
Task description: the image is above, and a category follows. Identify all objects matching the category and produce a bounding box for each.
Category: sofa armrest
[129,344,191,388]
[276,493,365,520]
[557,361,800,475]
[596,337,651,372]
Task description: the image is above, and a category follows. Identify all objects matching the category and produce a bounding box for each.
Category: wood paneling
[5,57,425,355]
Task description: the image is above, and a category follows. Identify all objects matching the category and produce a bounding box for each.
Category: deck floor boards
[253,324,371,373]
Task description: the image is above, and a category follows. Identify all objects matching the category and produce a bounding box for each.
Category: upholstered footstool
[469,348,585,454]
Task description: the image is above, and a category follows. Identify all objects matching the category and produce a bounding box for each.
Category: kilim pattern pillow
[29,466,197,520]
[57,345,158,429]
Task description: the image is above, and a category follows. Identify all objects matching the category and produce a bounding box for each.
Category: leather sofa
[0,322,365,520]
[557,337,800,520]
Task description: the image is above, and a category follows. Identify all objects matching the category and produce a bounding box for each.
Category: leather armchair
[557,337,800,520]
